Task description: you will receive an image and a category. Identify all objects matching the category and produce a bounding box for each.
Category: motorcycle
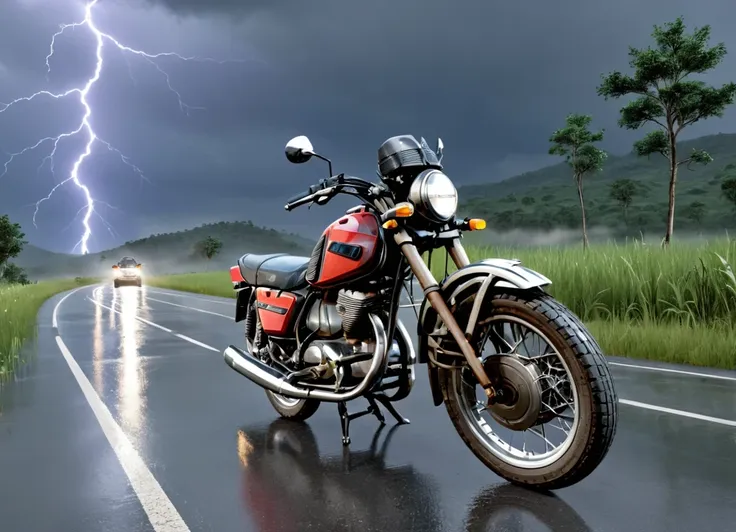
[223,134,618,489]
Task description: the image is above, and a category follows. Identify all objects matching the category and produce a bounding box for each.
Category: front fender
[417,259,551,407]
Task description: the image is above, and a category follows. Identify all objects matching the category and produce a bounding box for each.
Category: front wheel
[438,290,617,490]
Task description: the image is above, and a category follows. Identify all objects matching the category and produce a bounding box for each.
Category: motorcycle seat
[237,253,310,290]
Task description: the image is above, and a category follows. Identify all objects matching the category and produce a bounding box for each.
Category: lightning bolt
[0,0,242,254]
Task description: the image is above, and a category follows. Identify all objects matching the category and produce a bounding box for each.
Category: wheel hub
[483,355,543,431]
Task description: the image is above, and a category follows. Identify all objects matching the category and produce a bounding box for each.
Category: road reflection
[117,287,145,435]
[236,420,593,532]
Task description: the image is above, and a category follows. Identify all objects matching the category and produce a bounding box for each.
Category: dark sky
[1,0,735,253]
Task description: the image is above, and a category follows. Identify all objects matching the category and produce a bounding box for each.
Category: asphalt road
[1,283,736,532]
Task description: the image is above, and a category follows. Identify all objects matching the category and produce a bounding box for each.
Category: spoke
[491,327,514,352]
[529,426,555,451]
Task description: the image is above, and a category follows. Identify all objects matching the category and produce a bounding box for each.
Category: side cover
[306,211,384,288]
[255,287,300,336]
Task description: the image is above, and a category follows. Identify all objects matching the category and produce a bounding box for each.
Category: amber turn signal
[468,218,486,231]
[136,264,142,269]
[382,219,399,229]
[394,202,414,218]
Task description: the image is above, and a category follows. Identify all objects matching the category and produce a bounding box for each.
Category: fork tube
[447,238,470,268]
[395,231,495,396]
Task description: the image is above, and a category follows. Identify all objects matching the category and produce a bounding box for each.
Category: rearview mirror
[285,135,315,164]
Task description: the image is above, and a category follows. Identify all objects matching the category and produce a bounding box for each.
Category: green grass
[147,272,235,299]
[147,239,736,369]
[0,277,97,381]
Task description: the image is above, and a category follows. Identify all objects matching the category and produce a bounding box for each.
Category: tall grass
[0,277,97,381]
[431,237,736,326]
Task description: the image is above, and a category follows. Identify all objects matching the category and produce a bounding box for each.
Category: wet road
[1,283,735,532]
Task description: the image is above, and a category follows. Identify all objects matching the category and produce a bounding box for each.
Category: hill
[458,133,736,235]
[14,221,316,280]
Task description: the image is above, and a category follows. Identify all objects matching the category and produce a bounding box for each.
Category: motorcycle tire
[439,290,618,490]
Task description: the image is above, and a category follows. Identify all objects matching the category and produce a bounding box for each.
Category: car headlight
[408,169,458,222]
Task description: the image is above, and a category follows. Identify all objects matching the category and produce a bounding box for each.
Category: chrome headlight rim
[408,169,458,222]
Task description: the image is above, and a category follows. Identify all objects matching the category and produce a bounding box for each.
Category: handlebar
[284,175,372,211]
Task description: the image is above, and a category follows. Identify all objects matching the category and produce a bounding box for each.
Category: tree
[721,177,736,214]
[609,179,638,225]
[684,201,706,227]
[1,263,30,285]
[195,236,223,265]
[0,214,26,267]
[549,114,607,250]
[598,17,736,247]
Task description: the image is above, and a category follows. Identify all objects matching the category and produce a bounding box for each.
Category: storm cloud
[1,0,735,252]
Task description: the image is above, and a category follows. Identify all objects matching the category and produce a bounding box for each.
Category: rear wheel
[438,290,617,490]
[113,280,119,288]
[245,309,321,421]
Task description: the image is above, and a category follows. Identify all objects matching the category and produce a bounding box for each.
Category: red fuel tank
[305,211,383,288]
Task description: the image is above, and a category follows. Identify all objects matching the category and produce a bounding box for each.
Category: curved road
[1,283,735,531]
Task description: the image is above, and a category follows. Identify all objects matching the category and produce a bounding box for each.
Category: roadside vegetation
[0,214,98,381]
[0,277,97,381]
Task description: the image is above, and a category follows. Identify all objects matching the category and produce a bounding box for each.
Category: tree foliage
[195,236,223,261]
[1,263,30,285]
[597,17,736,245]
[684,201,706,225]
[0,214,27,266]
[721,177,736,211]
[609,179,637,224]
[549,113,607,249]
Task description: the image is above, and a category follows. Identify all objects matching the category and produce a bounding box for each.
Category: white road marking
[53,305,190,531]
[175,333,219,352]
[145,296,232,319]
[609,361,736,383]
[88,297,220,353]
[52,285,91,328]
[619,399,736,427]
[145,288,234,306]
[89,298,173,333]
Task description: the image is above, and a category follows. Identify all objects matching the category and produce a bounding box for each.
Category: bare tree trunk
[663,136,678,248]
[576,175,589,250]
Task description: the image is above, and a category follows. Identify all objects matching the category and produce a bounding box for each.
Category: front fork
[394,231,497,401]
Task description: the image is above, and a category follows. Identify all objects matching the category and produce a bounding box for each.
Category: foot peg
[337,394,410,446]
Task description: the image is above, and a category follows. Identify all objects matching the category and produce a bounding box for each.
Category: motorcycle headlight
[408,169,458,222]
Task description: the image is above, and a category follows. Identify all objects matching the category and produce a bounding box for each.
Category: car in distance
[112,256,142,288]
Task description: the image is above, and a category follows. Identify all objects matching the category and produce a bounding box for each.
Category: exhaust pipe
[223,313,388,403]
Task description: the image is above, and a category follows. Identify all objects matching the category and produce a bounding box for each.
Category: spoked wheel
[245,320,321,421]
[439,291,617,490]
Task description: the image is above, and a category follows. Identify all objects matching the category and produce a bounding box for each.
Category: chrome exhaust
[223,313,388,402]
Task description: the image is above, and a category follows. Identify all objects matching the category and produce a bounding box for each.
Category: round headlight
[409,169,458,222]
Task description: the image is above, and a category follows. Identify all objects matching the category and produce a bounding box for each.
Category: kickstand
[338,400,377,445]
[337,394,410,446]
[373,393,411,425]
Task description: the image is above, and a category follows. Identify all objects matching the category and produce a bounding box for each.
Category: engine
[302,289,386,379]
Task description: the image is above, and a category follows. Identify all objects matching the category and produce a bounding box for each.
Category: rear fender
[417,259,552,407]
[231,264,252,323]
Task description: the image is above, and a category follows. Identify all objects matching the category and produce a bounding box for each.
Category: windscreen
[119,259,137,268]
